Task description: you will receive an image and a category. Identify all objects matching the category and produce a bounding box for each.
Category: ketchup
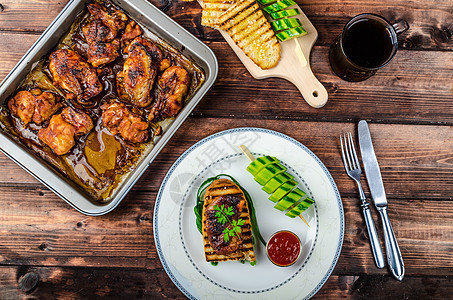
[266,231,301,267]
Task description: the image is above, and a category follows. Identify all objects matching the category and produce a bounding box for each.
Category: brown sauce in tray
[0,0,205,202]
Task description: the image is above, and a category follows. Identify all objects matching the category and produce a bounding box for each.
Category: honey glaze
[0,0,205,202]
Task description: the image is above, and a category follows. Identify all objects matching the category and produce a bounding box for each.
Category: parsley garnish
[195,174,266,246]
[214,204,245,243]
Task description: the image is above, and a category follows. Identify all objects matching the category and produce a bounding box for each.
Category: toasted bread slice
[202,178,256,263]
[219,0,280,69]
[201,0,236,29]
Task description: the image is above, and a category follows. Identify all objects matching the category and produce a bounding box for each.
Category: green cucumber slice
[276,26,308,41]
[262,172,294,194]
[269,180,297,202]
[254,163,287,186]
[271,18,302,32]
[285,209,299,218]
[246,156,278,176]
[274,188,305,211]
[263,0,296,14]
[257,0,277,5]
[270,8,301,20]
[286,197,315,218]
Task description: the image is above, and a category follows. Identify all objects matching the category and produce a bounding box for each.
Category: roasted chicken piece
[87,3,127,38]
[87,39,120,67]
[32,90,63,125]
[124,37,163,61]
[8,89,62,125]
[60,106,94,135]
[82,8,124,68]
[38,114,77,156]
[117,37,164,107]
[38,107,93,155]
[202,178,256,262]
[82,18,115,44]
[49,49,103,103]
[124,37,171,72]
[159,58,171,72]
[8,91,34,125]
[121,21,142,46]
[82,18,120,67]
[148,66,190,122]
[101,102,149,143]
[205,194,245,255]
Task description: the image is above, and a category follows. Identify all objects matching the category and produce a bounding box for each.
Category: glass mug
[329,13,409,82]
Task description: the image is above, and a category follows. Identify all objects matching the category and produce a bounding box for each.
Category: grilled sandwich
[202,178,256,263]
[218,0,281,69]
[201,0,236,29]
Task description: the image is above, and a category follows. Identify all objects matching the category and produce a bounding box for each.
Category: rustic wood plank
[197,42,453,124]
[0,0,451,51]
[315,274,453,299]
[0,188,155,268]
[338,197,453,276]
[0,266,186,299]
[146,119,453,201]
[0,0,450,297]
[300,1,453,49]
[1,34,452,124]
[0,118,452,200]
[0,190,452,275]
[194,2,453,51]
[0,0,68,32]
[0,32,39,80]
[1,267,453,299]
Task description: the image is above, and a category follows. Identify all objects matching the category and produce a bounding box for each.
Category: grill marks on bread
[204,0,280,69]
[201,0,236,29]
[202,179,256,263]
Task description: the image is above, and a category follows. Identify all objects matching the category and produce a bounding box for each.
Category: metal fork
[341,132,385,269]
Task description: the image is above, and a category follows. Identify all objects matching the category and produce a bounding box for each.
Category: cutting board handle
[285,66,328,108]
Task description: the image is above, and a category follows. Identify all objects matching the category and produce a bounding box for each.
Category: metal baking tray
[0,0,218,215]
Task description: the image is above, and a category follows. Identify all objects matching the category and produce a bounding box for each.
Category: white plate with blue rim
[153,127,344,299]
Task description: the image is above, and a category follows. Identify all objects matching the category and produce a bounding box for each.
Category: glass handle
[392,20,409,35]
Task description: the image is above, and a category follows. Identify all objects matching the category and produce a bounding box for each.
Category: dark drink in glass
[329,14,408,82]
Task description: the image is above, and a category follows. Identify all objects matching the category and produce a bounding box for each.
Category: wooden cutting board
[199,2,328,108]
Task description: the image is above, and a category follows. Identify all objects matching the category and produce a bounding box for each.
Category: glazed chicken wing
[87,3,127,38]
[82,18,120,67]
[124,37,170,71]
[49,49,103,103]
[101,102,149,143]
[82,18,115,44]
[8,89,62,125]
[121,21,142,46]
[61,106,94,136]
[87,39,120,67]
[117,37,163,107]
[38,114,76,156]
[33,89,63,125]
[8,91,34,125]
[148,66,190,122]
[38,107,93,155]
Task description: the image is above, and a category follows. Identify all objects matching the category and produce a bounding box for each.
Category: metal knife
[358,120,405,281]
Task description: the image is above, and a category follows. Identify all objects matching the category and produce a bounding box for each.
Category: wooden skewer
[239,144,255,162]
[239,145,310,227]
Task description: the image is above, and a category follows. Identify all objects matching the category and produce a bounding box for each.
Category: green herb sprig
[214,204,245,242]
[194,174,265,246]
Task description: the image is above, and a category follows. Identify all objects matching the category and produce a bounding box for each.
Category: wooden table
[0,0,452,298]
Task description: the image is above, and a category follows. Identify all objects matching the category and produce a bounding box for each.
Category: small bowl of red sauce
[266,230,301,267]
